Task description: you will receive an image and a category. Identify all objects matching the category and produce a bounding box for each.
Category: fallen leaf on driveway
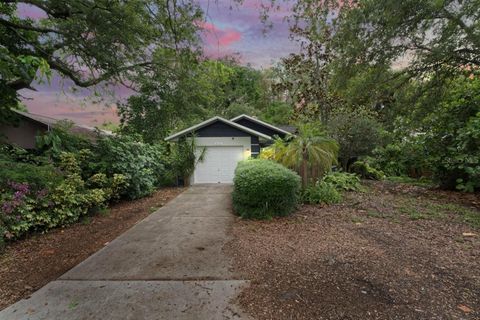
[457,305,473,313]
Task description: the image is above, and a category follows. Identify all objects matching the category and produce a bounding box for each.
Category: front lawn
[226,181,480,319]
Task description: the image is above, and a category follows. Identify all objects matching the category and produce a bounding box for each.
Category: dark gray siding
[251,136,260,157]
[195,121,251,137]
[233,118,287,139]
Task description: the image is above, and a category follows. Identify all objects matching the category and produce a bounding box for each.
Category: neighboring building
[0,110,112,149]
[165,115,293,184]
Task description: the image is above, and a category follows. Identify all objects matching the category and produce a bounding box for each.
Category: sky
[19,0,298,127]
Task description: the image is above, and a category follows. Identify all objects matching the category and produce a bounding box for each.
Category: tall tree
[267,0,350,124]
[334,0,480,82]
[119,58,283,141]
[0,0,202,118]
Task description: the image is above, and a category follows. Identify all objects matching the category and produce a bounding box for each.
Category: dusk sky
[20,0,298,127]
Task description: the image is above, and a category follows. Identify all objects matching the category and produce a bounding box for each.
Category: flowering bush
[0,151,128,242]
[1,131,170,247]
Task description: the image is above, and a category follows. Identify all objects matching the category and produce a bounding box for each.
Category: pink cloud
[199,21,242,47]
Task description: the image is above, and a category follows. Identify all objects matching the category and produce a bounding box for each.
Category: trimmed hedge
[232,159,301,219]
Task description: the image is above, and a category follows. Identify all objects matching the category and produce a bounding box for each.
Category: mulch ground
[0,187,184,311]
[225,181,480,320]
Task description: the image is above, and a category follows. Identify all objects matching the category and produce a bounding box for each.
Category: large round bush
[232,159,301,219]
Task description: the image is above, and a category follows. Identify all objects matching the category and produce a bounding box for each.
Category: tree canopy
[1,0,202,117]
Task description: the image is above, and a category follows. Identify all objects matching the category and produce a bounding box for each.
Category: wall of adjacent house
[0,119,47,149]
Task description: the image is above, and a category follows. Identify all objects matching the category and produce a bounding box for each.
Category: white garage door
[194,146,244,184]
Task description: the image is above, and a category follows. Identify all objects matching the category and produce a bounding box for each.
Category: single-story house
[165,114,293,184]
[0,110,112,149]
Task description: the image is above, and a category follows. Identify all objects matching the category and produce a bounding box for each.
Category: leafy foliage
[35,121,93,159]
[120,58,292,141]
[1,0,202,118]
[334,0,480,81]
[232,160,301,219]
[301,181,342,205]
[371,138,430,178]
[322,172,362,192]
[0,150,126,240]
[350,161,385,181]
[92,135,169,199]
[0,125,179,244]
[261,123,339,187]
[328,108,383,170]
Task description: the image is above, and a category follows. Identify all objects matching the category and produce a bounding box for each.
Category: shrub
[0,150,125,240]
[323,171,361,191]
[350,161,385,180]
[35,120,93,159]
[93,135,168,199]
[0,154,62,190]
[371,138,430,178]
[328,108,383,170]
[232,160,301,219]
[302,181,342,205]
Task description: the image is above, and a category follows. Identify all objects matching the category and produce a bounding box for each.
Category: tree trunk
[302,150,309,188]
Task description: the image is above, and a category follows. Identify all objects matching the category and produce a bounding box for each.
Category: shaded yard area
[226,181,480,319]
[0,187,184,310]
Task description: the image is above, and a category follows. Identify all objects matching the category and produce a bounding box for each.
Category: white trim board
[164,116,272,141]
[230,114,293,136]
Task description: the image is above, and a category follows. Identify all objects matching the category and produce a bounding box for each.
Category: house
[0,110,112,149]
[165,114,292,184]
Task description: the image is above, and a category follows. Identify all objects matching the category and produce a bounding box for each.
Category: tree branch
[0,18,64,34]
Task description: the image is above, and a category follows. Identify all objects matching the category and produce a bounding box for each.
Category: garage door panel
[194,146,243,184]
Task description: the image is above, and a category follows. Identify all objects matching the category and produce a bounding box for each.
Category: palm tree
[261,124,339,187]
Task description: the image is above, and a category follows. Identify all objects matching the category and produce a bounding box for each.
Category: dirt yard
[0,187,184,310]
[226,181,480,320]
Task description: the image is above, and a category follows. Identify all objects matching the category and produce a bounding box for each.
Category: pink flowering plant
[1,150,128,244]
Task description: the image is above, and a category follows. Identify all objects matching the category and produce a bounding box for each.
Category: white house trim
[164,116,272,141]
[230,114,293,136]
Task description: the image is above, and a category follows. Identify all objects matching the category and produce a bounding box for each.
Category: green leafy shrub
[302,181,342,205]
[35,120,93,159]
[350,161,385,180]
[0,151,62,190]
[328,108,383,170]
[323,171,361,191]
[0,150,125,241]
[232,159,301,219]
[371,137,430,178]
[93,135,168,199]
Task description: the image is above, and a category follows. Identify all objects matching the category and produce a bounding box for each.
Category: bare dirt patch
[0,187,184,310]
[226,181,480,319]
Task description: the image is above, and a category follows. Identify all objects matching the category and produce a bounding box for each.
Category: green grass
[393,197,480,228]
[351,216,364,224]
[386,176,434,187]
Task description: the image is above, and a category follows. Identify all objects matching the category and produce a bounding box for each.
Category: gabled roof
[164,116,272,141]
[230,114,293,136]
[12,110,113,139]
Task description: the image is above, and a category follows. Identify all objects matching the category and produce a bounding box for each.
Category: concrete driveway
[0,185,250,320]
